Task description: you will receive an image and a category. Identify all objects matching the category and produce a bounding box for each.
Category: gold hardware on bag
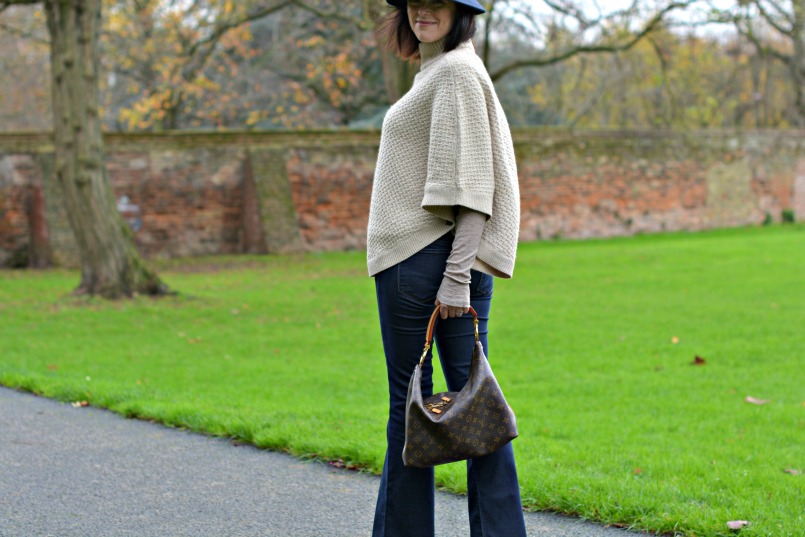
[426,400,451,412]
[419,343,431,367]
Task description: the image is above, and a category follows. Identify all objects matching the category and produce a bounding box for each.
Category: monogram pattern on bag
[403,374,517,467]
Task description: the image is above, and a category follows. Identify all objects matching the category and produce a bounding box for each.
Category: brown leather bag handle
[419,305,479,366]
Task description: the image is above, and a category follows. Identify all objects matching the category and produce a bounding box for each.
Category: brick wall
[0,129,803,267]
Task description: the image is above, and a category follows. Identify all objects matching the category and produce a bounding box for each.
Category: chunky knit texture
[367,38,520,278]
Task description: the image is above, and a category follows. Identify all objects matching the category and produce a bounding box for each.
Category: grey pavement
[0,387,641,537]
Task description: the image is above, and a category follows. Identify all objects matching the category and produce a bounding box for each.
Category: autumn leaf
[744,396,769,405]
[783,468,802,475]
[691,355,706,365]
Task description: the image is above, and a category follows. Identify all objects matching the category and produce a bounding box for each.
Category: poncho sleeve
[421,60,495,223]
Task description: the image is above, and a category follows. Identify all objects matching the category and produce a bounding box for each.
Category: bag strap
[419,306,479,367]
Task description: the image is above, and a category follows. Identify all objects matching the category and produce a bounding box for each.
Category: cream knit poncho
[367,38,520,279]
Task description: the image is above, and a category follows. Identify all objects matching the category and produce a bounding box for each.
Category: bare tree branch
[752,0,793,35]
[0,19,49,43]
[1,0,42,7]
[735,20,791,64]
[1,0,38,19]
[757,0,795,26]
[712,1,794,65]
[290,0,373,31]
[175,0,297,95]
[185,1,294,58]
[490,1,692,82]
[543,0,594,28]
[543,0,640,32]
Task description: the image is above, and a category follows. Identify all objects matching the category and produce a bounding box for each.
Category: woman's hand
[435,298,470,320]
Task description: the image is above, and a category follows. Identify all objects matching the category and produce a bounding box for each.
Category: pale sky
[498,0,735,40]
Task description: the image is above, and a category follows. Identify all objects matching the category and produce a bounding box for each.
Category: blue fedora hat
[386,0,486,15]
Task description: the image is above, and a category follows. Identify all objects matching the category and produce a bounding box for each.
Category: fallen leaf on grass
[783,468,802,475]
[745,396,769,405]
[691,355,706,365]
[671,336,680,344]
[727,520,750,530]
[71,401,89,408]
[328,459,360,471]
[633,468,642,475]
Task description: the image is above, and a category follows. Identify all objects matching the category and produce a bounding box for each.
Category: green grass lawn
[1,225,803,536]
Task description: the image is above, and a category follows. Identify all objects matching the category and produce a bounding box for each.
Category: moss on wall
[248,148,303,253]
[705,158,755,224]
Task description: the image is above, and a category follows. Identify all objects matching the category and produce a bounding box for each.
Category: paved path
[0,387,640,536]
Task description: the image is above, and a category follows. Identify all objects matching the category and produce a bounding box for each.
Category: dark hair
[376,3,477,61]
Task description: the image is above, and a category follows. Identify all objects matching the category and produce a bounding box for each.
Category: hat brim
[386,0,486,15]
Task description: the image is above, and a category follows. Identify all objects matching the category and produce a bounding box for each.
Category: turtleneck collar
[419,38,446,69]
[419,38,475,70]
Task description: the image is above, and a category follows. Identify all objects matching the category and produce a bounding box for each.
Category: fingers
[435,300,471,319]
[435,301,470,319]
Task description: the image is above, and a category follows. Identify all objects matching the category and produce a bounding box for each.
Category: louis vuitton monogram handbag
[402,306,518,468]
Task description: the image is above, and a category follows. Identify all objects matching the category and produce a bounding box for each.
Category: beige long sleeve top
[436,207,486,308]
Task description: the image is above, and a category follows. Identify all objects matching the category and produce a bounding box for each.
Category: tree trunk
[44,0,167,298]
[379,49,416,104]
[792,0,805,127]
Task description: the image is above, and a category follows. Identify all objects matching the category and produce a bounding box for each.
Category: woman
[367,0,525,535]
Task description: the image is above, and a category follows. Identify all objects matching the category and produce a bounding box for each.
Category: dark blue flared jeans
[372,233,526,537]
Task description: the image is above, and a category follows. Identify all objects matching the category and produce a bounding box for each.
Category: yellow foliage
[101,0,263,130]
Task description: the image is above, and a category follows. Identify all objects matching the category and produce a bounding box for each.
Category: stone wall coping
[3,128,805,154]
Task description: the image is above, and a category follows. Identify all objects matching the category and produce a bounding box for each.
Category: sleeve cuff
[437,276,470,308]
[422,185,493,218]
